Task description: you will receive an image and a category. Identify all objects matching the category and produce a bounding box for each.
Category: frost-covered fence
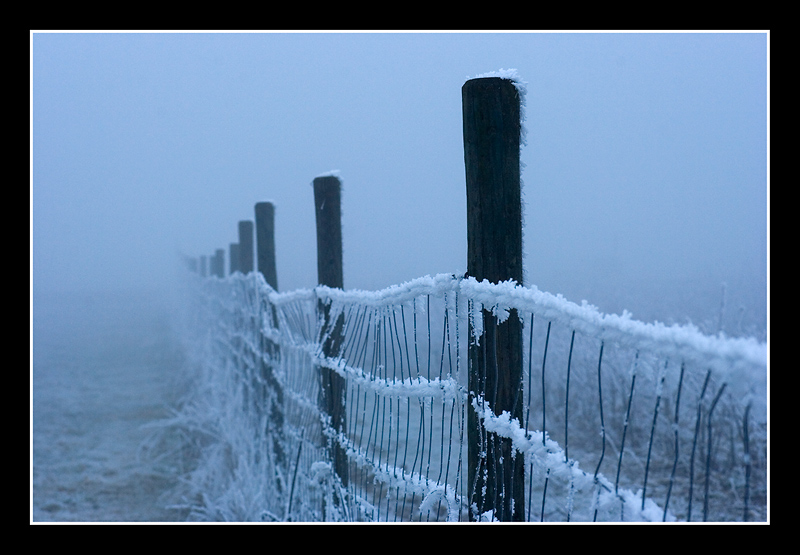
[171,270,767,522]
[169,70,766,522]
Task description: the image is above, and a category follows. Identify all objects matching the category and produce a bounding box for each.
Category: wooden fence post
[238,220,255,274]
[463,76,525,521]
[229,243,240,274]
[313,175,349,494]
[211,248,225,278]
[313,176,344,290]
[254,201,287,491]
[255,202,279,290]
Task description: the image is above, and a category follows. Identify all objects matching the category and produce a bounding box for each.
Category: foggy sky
[31,31,768,331]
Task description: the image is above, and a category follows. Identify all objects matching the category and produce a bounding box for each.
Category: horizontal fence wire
[169,271,767,522]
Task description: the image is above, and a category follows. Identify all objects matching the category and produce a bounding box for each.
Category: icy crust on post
[313,169,341,179]
[465,68,528,147]
[467,67,527,99]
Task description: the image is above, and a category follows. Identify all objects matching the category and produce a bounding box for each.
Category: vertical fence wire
[742,402,752,522]
[703,382,727,522]
[687,369,712,521]
[663,362,685,521]
[642,359,669,511]
[615,351,638,498]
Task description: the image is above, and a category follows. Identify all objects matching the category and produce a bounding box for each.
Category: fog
[31,31,768,334]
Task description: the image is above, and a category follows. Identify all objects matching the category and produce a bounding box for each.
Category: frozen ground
[31,289,188,522]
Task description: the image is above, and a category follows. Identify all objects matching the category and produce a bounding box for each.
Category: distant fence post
[313,175,349,497]
[254,201,287,490]
[463,76,525,521]
[211,249,225,278]
[229,243,240,274]
[238,220,255,274]
[255,202,279,290]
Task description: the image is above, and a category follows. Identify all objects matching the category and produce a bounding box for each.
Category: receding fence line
[180,269,766,522]
[179,73,767,523]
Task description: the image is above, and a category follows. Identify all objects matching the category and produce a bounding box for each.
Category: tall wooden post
[463,76,525,521]
[313,177,344,290]
[254,201,287,493]
[313,175,349,494]
[238,220,255,274]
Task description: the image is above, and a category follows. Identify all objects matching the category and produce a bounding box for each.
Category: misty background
[31,31,768,336]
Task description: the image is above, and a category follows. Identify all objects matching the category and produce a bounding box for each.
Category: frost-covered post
[313,174,349,495]
[254,201,287,489]
[463,74,525,521]
[238,220,255,274]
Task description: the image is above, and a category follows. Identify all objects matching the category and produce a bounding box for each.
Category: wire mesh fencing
[169,271,767,522]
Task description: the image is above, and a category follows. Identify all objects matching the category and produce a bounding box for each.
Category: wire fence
[165,270,767,522]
